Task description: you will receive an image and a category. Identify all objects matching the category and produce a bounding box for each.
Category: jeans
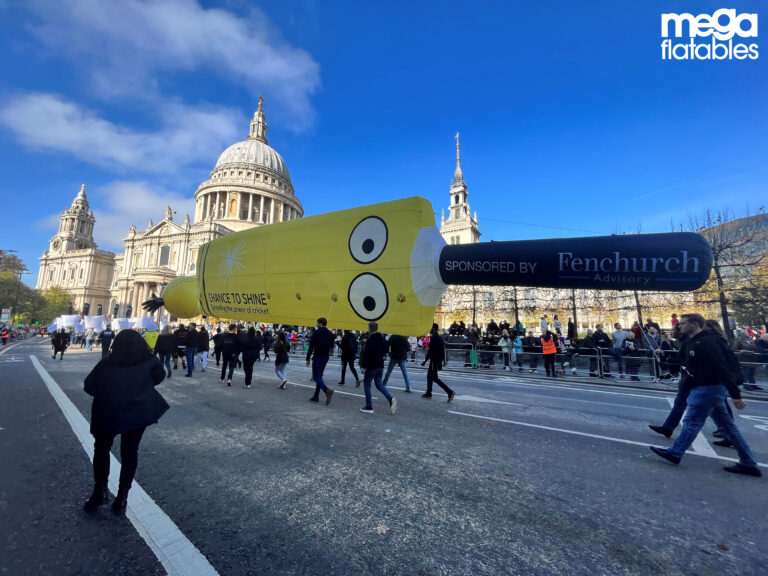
[195,351,208,370]
[185,347,197,376]
[383,358,411,389]
[669,385,757,467]
[158,352,172,374]
[86,340,93,351]
[93,427,146,491]
[275,362,288,382]
[662,380,734,433]
[312,355,330,394]
[363,368,392,409]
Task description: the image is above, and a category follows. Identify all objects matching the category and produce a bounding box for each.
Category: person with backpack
[649,314,761,477]
[337,329,360,387]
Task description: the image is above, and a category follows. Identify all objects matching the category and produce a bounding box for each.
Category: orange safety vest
[540,337,557,354]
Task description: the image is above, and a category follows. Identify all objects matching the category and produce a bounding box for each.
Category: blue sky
[1,0,765,286]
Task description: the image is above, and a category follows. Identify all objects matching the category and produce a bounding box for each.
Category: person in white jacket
[497,329,516,371]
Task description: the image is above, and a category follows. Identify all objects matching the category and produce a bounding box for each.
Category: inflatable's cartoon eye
[348,273,388,321]
[349,216,388,264]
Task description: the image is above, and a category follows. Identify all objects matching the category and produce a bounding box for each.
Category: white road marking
[667,397,717,456]
[30,355,220,576]
[448,410,767,468]
[455,395,523,406]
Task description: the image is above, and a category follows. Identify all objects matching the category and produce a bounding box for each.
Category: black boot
[112,487,129,516]
[84,483,109,512]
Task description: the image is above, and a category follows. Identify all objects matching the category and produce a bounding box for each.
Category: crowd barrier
[443,342,768,384]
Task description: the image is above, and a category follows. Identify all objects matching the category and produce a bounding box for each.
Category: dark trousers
[101,345,110,359]
[312,355,330,395]
[426,364,453,396]
[93,428,146,491]
[340,358,359,383]
[243,358,256,385]
[221,353,237,381]
[543,354,556,375]
[214,348,222,365]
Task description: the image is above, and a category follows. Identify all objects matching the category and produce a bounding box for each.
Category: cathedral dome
[214,138,291,181]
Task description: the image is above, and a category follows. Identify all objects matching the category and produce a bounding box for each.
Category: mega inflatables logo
[661,9,758,60]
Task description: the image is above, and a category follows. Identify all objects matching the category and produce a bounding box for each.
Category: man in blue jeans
[306,317,335,405]
[359,322,397,415]
[184,322,198,377]
[649,313,761,477]
[382,333,412,392]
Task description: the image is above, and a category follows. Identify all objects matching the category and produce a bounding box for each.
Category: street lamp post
[11,271,30,327]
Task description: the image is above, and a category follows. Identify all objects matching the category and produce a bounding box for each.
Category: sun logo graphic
[217,239,247,288]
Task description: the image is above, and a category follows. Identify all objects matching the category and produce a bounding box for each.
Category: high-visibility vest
[540,337,557,354]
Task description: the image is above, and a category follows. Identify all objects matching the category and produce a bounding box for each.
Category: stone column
[225,192,231,218]
[247,194,254,221]
[237,193,243,221]
[270,198,275,224]
[259,196,265,223]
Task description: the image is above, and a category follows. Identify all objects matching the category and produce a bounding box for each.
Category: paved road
[2,338,767,576]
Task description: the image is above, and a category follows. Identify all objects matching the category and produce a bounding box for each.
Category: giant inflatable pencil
[143,197,712,335]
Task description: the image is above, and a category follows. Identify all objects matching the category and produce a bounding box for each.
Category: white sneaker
[571,368,577,374]
[390,397,398,415]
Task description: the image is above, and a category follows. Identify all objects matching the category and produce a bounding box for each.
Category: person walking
[262,328,273,362]
[183,322,198,377]
[212,327,224,367]
[649,314,761,477]
[52,328,70,360]
[274,331,291,389]
[421,323,455,402]
[540,330,558,377]
[382,333,412,391]
[172,324,189,371]
[83,329,170,515]
[85,329,96,351]
[241,327,262,388]
[359,322,397,414]
[337,329,360,386]
[154,325,176,378]
[195,325,209,373]
[99,324,115,359]
[219,324,242,386]
[306,317,335,405]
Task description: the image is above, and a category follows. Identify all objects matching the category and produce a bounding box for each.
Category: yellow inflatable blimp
[144,196,713,335]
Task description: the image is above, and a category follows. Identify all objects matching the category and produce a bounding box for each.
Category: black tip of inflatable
[142,294,164,313]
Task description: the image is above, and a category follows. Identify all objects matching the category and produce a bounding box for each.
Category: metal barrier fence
[443,342,768,384]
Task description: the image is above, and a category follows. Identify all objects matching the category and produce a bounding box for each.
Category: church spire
[77,184,87,201]
[249,95,269,144]
[453,132,463,184]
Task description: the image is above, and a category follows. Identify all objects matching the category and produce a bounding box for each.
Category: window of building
[70,269,76,280]
[49,270,54,282]
[79,268,83,280]
[159,245,170,266]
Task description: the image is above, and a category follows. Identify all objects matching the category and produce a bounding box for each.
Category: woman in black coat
[154,325,177,378]
[83,330,170,515]
[241,327,262,388]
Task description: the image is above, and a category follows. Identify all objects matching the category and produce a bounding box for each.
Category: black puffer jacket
[84,357,169,435]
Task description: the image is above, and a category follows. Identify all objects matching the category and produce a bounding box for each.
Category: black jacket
[424,333,446,369]
[681,330,742,399]
[387,335,410,361]
[242,335,262,361]
[84,357,169,435]
[196,329,210,351]
[339,333,359,361]
[154,334,177,355]
[307,327,335,360]
[360,332,388,370]
[220,331,243,356]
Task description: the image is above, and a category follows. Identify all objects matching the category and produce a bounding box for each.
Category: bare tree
[687,208,767,342]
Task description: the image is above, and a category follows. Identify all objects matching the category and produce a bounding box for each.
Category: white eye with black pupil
[348,273,388,321]
[349,216,388,264]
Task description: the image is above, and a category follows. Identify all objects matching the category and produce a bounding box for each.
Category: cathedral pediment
[141,220,185,238]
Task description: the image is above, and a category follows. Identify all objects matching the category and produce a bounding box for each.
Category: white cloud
[23,0,320,129]
[37,181,196,251]
[0,93,240,173]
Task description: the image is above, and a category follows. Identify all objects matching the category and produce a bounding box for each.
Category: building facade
[37,98,302,320]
